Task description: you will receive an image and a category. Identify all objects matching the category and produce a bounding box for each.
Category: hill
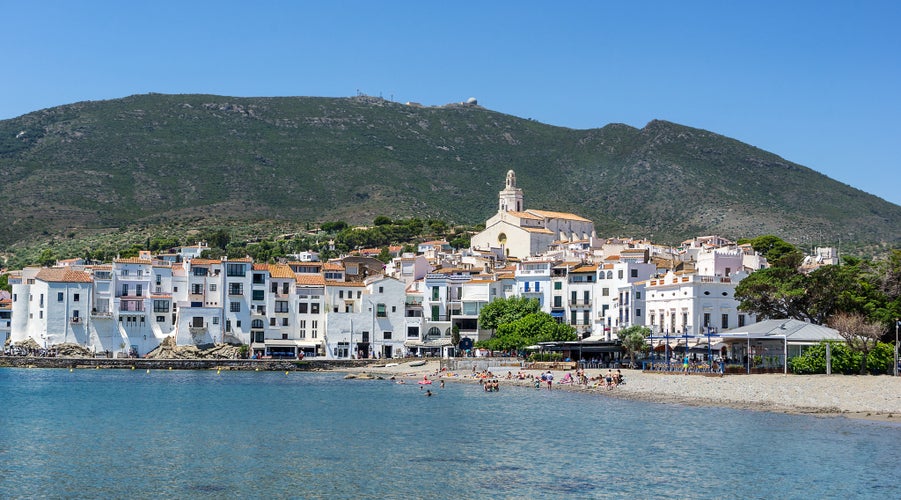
[1,93,899,249]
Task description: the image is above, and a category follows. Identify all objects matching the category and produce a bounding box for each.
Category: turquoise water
[1,368,899,499]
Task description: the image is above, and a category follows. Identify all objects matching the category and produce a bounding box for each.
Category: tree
[830,312,883,375]
[373,216,393,226]
[478,312,576,351]
[618,325,651,367]
[478,296,541,332]
[745,235,803,268]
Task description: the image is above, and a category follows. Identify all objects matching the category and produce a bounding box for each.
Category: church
[470,170,596,259]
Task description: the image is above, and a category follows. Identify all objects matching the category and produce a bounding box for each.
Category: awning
[550,311,564,318]
[404,338,453,348]
[256,339,321,348]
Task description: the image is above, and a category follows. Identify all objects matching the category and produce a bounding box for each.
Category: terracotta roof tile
[35,268,93,283]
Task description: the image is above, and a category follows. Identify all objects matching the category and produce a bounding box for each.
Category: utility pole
[894,318,901,377]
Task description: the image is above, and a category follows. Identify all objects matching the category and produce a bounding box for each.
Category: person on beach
[425,390,432,397]
[440,379,445,389]
[605,370,613,390]
[545,371,553,389]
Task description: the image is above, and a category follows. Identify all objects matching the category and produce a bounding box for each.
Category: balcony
[569,299,591,306]
[189,326,208,335]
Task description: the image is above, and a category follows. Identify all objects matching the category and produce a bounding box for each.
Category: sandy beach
[345,360,901,422]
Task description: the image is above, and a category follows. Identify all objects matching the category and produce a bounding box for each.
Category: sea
[1,368,899,499]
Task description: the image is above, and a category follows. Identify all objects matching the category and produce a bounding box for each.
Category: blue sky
[3,1,899,205]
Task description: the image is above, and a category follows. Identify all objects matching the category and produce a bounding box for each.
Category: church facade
[470,170,596,259]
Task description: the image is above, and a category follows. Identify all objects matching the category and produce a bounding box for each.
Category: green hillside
[1,93,899,250]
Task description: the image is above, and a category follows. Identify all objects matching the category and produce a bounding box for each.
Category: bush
[789,341,894,374]
[528,352,563,362]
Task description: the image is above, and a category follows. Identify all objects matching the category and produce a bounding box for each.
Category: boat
[409,360,427,367]
[385,363,399,367]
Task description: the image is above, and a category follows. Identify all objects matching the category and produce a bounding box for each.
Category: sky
[2,1,899,205]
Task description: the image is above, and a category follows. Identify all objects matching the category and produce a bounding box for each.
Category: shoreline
[343,360,901,423]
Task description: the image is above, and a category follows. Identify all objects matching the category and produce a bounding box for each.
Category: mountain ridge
[1,93,898,249]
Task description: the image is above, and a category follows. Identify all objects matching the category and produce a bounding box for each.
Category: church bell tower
[498,169,524,213]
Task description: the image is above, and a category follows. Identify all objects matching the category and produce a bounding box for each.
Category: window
[311,303,320,314]
[534,282,540,292]
[299,320,306,338]
[58,292,64,302]
[228,283,243,295]
[738,315,746,327]
[635,291,641,300]
[253,273,265,284]
[226,263,245,277]
[121,284,128,296]
[73,293,80,302]
[156,316,164,322]
[602,288,609,296]
[583,290,590,303]
[270,318,276,326]
[230,301,241,313]
[376,303,386,317]
[570,311,577,325]
[299,303,308,314]
[153,300,169,313]
[226,320,231,332]
[210,284,217,292]
[553,296,562,308]
[271,282,278,293]
[275,301,289,313]
[631,269,638,278]
[391,306,396,313]
[136,284,143,297]
[407,326,419,338]
[192,284,203,295]
[554,281,562,290]
[252,319,264,329]
[193,267,208,277]
[339,290,344,299]
[383,331,392,340]
[636,308,641,318]
[212,317,218,325]
[721,314,729,329]
[283,283,289,295]
[432,287,440,300]
[378,286,384,293]
[703,313,711,327]
[431,305,440,322]
[252,290,265,301]
[311,320,318,338]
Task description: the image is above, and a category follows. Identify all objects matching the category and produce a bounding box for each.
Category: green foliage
[478,296,541,332]
[476,312,576,351]
[618,325,651,365]
[0,273,10,293]
[747,235,803,268]
[373,216,393,226]
[735,254,893,326]
[789,341,894,374]
[528,352,564,362]
[320,221,348,233]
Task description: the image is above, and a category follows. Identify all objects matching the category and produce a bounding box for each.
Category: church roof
[526,209,592,223]
[523,227,554,234]
[506,210,544,220]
